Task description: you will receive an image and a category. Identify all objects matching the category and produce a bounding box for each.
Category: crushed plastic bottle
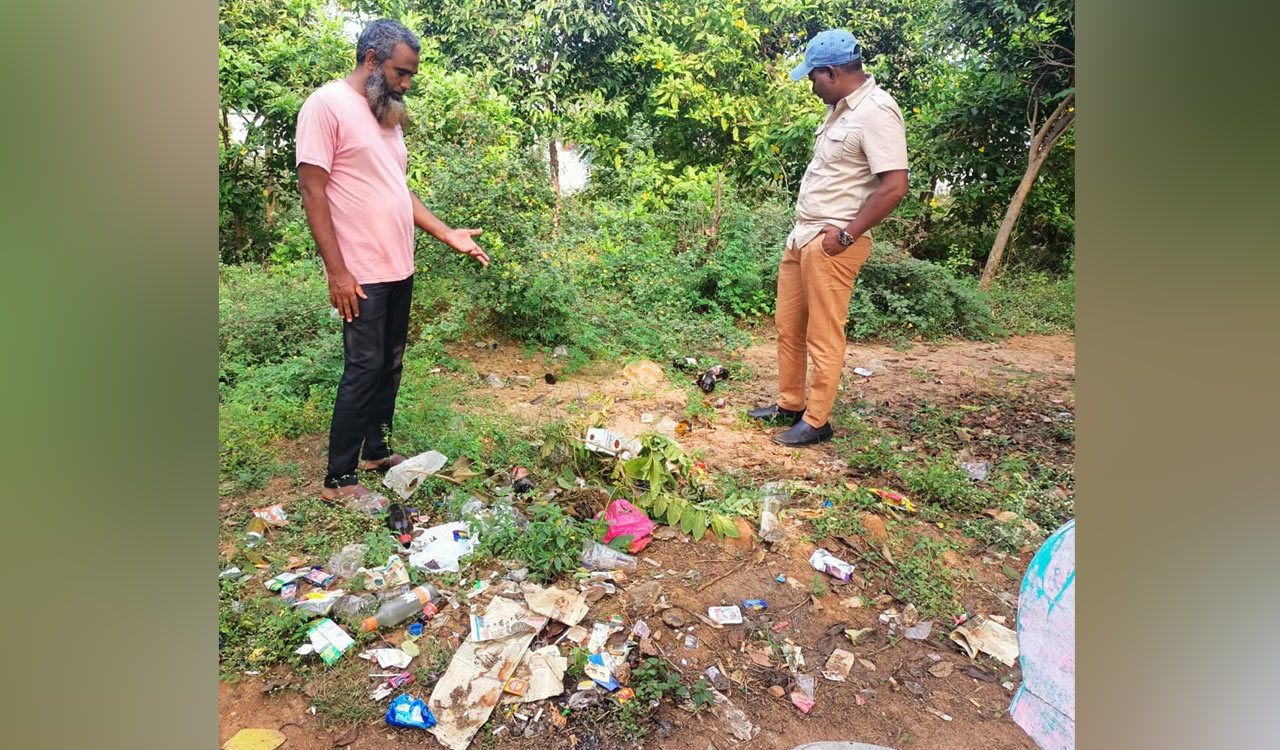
[759,493,786,543]
[328,544,367,579]
[580,540,638,573]
[697,365,730,393]
[386,503,414,546]
[241,517,268,549]
[348,492,390,516]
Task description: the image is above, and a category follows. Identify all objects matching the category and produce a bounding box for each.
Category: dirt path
[220,330,1073,750]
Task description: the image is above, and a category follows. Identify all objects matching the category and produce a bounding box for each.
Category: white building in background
[552,140,590,195]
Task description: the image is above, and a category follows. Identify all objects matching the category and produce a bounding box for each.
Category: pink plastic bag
[599,499,655,553]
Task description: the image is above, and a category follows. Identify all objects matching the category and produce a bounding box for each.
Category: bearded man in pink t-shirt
[296,19,489,502]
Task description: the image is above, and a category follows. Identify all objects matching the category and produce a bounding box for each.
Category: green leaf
[653,494,668,518]
[666,502,682,527]
[692,511,708,541]
[680,511,695,535]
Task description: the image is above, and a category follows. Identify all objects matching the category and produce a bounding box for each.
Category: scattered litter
[407,522,477,573]
[242,517,268,548]
[776,573,787,583]
[640,412,655,423]
[600,498,655,553]
[327,544,367,579]
[683,633,701,650]
[631,619,651,640]
[361,585,441,631]
[500,645,568,704]
[386,693,436,729]
[383,450,449,499]
[399,639,420,658]
[294,618,354,665]
[904,620,935,640]
[503,678,527,697]
[711,689,759,740]
[962,460,991,481]
[357,556,409,591]
[221,728,286,750]
[588,621,621,653]
[926,706,954,721]
[708,605,743,625]
[822,648,855,682]
[580,540,638,573]
[586,652,620,690]
[782,643,805,670]
[949,614,1020,666]
[361,648,413,669]
[809,548,856,581]
[219,566,243,580]
[771,620,790,632]
[758,487,787,543]
[563,625,589,645]
[791,674,817,714]
[568,688,604,710]
[468,611,546,642]
[869,487,917,513]
[553,345,569,358]
[428,597,539,750]
[520,582,588,626]
[615,687,636,703]
[852,367,874,377]
[369,684,395,702]
[696,365,729,393]
[845,627,874,645]
[741,599,767,612]
[252,504,288,527]
[264,572,299,592]
[292,589,347,616]
[334,592,376,619]
[484,373,505,389]
[583,427,643,460]
[302,567,335,589]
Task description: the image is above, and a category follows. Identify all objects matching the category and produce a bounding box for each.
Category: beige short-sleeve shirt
[787,75,909,250]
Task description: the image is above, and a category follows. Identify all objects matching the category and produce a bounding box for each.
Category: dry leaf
[857,658,876,671]
[929,661,954,678]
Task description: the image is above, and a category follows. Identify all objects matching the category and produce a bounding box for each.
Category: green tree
[219,0,350,262]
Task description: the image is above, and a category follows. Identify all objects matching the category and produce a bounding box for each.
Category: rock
[857,658,876,671]
[840,596,864,609]
[629,581,661,613]
[858,512,889,545]
[484,373,505,389]
[722,517,756,553]
[653,526,679,541]
[661,609,688,629]
[553,345,569,358]
[621,360,665,387]
[514,375,533,388]
[767,685,785,699]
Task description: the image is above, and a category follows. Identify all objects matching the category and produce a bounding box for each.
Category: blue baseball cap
[789,29,861,81]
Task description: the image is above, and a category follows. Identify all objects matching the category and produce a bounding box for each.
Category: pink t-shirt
[295,80,414,284]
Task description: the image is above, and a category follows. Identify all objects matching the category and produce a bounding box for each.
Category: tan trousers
[775,233,873,427]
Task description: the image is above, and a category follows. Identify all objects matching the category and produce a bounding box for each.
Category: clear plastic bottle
[242,517,268,548]
[360,584,441,632]
[580,541,638,573]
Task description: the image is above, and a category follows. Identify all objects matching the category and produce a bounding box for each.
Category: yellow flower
[979,146,985,152]
[771,144,780,154]
[655,60,664,70]
[905,283,911,287]
[912,107,921,114]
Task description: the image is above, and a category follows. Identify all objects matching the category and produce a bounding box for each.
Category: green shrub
[987,271,1075,334]
[848,247,1001,341]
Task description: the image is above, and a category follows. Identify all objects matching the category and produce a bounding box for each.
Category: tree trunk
[979,93,1074,291]
[548,138,560,230]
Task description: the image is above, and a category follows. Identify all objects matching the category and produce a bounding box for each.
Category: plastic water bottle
[580,541,638,573]
[360,584,442,632]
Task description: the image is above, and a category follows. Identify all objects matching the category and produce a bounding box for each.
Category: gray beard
[365,70,408,129]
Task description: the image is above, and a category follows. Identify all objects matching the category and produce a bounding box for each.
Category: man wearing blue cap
[748,29,910,446]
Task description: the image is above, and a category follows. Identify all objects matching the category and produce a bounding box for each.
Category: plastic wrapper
[383,450,449,499]
[599,499,655,553]
[386,694,436,729]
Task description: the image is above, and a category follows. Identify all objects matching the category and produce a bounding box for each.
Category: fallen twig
[701,561,747,590]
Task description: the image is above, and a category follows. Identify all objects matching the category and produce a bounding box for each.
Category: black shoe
[747,403,806,424]
[772,420,834,446]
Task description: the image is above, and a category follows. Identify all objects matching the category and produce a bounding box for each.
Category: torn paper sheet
[950,614,1020,667]
[408,522,477,574]
[360,648,413,669]
[521,582,589,627]
[428,597,539,750]
[501,645,568,704]
[468,611,547,642]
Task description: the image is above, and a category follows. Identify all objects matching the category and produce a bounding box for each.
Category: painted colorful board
[1011,518,1076,749]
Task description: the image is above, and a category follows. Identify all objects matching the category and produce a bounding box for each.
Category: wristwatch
[837,229,855,246]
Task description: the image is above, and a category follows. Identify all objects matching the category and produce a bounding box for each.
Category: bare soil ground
[220,328,1073,750]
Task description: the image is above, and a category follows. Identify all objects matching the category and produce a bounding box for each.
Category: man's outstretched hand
[442,228,490,267]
